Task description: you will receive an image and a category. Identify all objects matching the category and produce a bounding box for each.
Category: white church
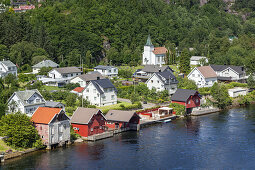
[142,35,168,65]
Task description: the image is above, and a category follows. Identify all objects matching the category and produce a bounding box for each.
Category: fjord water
[2,105,255,169]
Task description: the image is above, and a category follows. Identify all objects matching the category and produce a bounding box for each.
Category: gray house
[0,60,17,78]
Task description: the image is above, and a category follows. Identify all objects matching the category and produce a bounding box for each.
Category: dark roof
[94,65,116,70]
[54,67,82,74]
[105,110,140,122]
[45,101,64,108]
[142,65,174,73]
[171,89,198,102]
[90,79,116,94]
[217,76,232,81]
[70,107,103,124]
[75,72,104,82]
[210,65,244,74]
[155,70,178,85]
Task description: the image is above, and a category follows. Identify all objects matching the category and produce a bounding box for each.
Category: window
[102,70,105,73]
[40,126,42,130]
[101,117,103,121]
[102,96,106,101]
[86,96,88,99]
[196,99,199,103]
[188,101,191,104]
[192,74,195,77]
[158,57,160,62]
[157,80,159,83]
[36,99,40,103]
[93,89,96,93]
[41,135,44,138]
[151,80,153,83]
[109,70,111,73]
[111,95,115,100]
[51,128,54,135]
[91,128,93,132]
[71,74,73,76]
[114,69,116,72]
[100,126,102,129]
[86,89,89,92]
[94,97,97,101]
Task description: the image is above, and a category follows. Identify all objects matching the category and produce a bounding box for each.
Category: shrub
[169,103,186,115]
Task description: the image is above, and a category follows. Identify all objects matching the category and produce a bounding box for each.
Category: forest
[0,0,255,71]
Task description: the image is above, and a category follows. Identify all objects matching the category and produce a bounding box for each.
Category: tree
[38,67,52,76]
[177,77,197,90]
[32,55,48,65]
[247,75,255,89]
[211,83,232,109]
[0,44,8,60]
[0,113,42,148]
[85,50,92,68]
[66,93,77,107]
[67,49,81,67]
[179,48,191,74]
[0,103,7,118]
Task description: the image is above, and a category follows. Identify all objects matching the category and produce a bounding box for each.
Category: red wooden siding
[105,114,140,130]
[72,113,106,137]
[172,94,200,109]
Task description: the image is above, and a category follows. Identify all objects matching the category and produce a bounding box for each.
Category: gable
[221,67,239,76]
[51,110,70,123]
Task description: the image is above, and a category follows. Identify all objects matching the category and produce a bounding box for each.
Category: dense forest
[0,0,255,72]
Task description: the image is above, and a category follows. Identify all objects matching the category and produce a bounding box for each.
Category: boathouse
[105,110,140,131]
[31,107,70,148]
[70,107,106,137]
[171,89,201,114]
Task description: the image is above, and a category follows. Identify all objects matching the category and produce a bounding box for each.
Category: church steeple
[145,35,153,46]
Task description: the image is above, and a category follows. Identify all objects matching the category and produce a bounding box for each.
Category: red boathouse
[171,89,201,114]
[70,107,106,137]
[105,110,141,131]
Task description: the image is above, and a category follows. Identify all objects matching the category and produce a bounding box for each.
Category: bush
[169,103,186,115]
[0,113,42,148]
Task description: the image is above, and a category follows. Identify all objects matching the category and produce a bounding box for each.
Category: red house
[105,110,141,131]
[70,107,106,137]
[171,89,201,114]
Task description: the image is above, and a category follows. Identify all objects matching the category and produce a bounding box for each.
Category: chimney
[97,76,100,80]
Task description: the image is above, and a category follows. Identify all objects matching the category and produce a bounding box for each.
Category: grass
[118,65,144,73]
[97,101,134,113]
[43,85,63,91]
[0,139,13,152]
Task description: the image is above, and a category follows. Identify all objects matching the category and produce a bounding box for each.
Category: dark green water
[2,105,255,169]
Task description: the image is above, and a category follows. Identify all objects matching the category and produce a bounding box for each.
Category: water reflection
[3,106,255,169]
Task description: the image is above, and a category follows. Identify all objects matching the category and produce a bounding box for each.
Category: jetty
[191,107,220,116]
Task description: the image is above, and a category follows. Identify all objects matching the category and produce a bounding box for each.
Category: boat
[163,119,172,123]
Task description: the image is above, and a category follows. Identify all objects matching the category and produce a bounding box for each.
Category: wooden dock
[140,115,177,128]
[190,108,220,116]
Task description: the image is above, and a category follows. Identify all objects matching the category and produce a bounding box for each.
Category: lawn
[97,101,134,114]
[43,85,63,91]
[118,65,144,73]
[0,139,13,152]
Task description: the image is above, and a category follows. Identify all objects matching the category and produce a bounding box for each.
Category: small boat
[163,119,172,123]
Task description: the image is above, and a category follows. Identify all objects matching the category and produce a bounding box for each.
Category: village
[0,35,254,162]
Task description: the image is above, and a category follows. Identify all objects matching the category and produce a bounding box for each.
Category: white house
[7,89,46,116]
[70,71,104,87]
[93,65,118,78]
[32,60,59,74]
[188,66,218,88]
[190,56,208,66]
[228,88,247,98]
[133,65,174,82]
[146,70,178,95]
[82,78,117,107]
[40,67,83,87]
[142,35,168,65]
[0,60,17,78]
[210,65,247,82]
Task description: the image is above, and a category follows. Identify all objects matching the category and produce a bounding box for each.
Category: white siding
[49,120,70,145]
[188,68,217,88]
[70,77,86,87]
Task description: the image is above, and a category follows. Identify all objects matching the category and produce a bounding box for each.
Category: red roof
[31,107,62,124]
[153,47,168,54]
[13,5,35,11]
[72,87,84,93]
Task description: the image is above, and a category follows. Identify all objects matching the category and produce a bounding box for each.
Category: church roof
[153,47,168,54]
[145,35,153,46]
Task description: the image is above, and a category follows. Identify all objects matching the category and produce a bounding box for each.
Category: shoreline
[1,103,254,163]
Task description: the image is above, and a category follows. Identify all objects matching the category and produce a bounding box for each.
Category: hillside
[0,0,254,69]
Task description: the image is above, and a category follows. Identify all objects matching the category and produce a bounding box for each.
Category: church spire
[145,35,153,46]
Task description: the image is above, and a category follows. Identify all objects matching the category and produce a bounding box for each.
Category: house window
[40,126,42,130]
[151,80,153,83]
[192,74,195,77]
[114,69,116,72]
[71,74,73,76]
[93,89,96,93]
[109,70,111,73]
[41,135,44,138]
[86,89,89,92]
[157,80,159,83]
[91,128,93,132]
[196,99,199,103]
[94,97,97,101]
[158,57,160,62]
[102,96,106,101]
[111,95,115,100]
[51,128,54,135]
[36,99,40,103]
[102,70,105,73]
[101,117,103,121]
[86,96,88,99]
[188,101,191,104]
[100,126,102,129]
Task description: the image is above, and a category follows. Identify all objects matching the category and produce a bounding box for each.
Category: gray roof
[105,110,140,122]
[155,70,178,85]
[0,60,16,67]
[32,60,59,68]
[13,89,45,106]
[45,101,64,108]
[54,67,82,74]
[90,78,116,94]
[171,89,198,102]
[75,72,105,82]
[142,65,174,73]
[94,65,116,70]
[145,35,153,46]
[70,107,103,124]
[210,65,245,74]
